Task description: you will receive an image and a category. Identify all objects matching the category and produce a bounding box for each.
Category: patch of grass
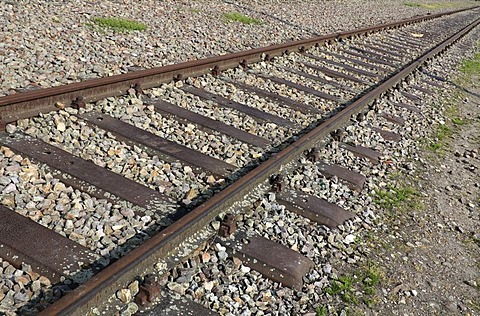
[428,142,442,150]
[361,263,383,300]
[316,305,327,316]
[444,104,459,119]
[403,2,422,7]
[325,275,358,304]
[452,117,467,125]
[92,17,146,31]
[374,185,417,210]
[322,264,384,311]
[427,124,452,152]
[460,51,480,76]
[188,8,202,13]
[436,124,453,139]
[223,12,263,25]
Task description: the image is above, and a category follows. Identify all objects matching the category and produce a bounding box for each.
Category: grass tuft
[374,185,417,210]
[452,117,467,125]
[361,262,383,302]
[460,52,480,76]
[322,263,384,310]
[223,12,263,25]
[92,17,146,31]
[427,124,452,151]
[325,275,358,304]
[428,142,443,151]
[316,305,327,316]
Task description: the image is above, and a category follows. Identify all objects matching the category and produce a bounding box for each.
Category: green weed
[436,124,453,139]
[361,263,383,300]
[427,124,452,151]
[323,264,383,310]
[452,117,467,125]
[325,275,358,304]
[460,52,480,76]
[92,17,146,31]
[374,185,417,210]
[223,12,263,25]
[428,142,442,150]
[316,305,327,316]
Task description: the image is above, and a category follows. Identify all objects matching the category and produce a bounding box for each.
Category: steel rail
[40,13,480,316]
[0,7,477,125]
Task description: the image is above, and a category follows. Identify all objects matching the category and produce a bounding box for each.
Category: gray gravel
[1,0,475,96]
[96,93,265,168]
[147,14,480,316]
[14,107,215,205]
[0,259,53,316]
[0,145,168,259]
[1,1,478,314]
[159,83,290,143]
[188,73,315,128]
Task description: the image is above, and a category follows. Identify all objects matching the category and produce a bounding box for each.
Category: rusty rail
[0,6,477,125]
[40,10,480,316]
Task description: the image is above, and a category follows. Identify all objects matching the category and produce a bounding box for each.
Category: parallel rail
[32,9,480,316]
[0,6,476,125]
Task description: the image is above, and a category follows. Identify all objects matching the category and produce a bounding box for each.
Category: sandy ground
[327,66,480,315]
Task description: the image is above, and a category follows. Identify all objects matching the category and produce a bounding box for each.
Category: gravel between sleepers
[1,0,476,96]
[1,1,478,315]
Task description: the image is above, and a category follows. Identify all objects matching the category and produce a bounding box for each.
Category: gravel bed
[236,68,340,111]
[150,25,480,316]
[12,107,215,205]
[310,44,396,73]
[157,73,444,315]
[161,189,369,315]
[287,158,362,210]
[0,145,168,259]
[363,37,423,56]
[164,246,289,315]
[95,93,264,168]
[294,52,378,86]
[282,58,364,95]
[157,83,291,143]
[388,10,479,46]
[248,57,355,102]
[1,0,474,96]
[1,1,478,315]
[0,259,53,316]
[188,73,316,128]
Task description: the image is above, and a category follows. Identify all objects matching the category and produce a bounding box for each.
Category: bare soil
[324,75,480,316]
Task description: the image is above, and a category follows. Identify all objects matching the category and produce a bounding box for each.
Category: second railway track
[0,6,479,315]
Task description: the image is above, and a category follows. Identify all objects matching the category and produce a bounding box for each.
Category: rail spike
[307,147,321,163]
[135,274,161,306]
[133,83,144,96]
[218,214,237,237]
[71,96,86,109]
[270,174,284,193]
[212,65,221,76]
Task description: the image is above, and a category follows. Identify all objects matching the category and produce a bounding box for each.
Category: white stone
[344,234,356,244]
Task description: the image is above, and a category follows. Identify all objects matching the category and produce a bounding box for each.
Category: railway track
[0,6,479,315]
